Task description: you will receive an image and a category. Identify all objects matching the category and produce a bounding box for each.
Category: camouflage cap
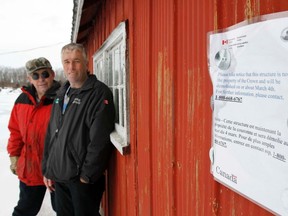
[25,57,52,73]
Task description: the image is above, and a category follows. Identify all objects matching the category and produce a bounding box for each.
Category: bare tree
[0,66,66,89]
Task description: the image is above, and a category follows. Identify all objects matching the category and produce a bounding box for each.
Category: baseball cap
[25,57,52,73]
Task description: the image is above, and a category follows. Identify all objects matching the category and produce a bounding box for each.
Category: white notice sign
[208,12,288,215]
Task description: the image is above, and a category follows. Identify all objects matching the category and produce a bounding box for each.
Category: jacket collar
[22,80,60,100]
[58,74,97,97]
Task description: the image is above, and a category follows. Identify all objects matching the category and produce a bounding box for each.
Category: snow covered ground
[0,88,55,216]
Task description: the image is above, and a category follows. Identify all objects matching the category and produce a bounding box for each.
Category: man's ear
[51,70,56,78]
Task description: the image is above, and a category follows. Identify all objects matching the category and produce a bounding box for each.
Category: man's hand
[9,156,19,175]
[80,177,89,184]
[43,176,55,193]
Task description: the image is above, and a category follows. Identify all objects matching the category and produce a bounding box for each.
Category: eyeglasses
[31,71,50,80]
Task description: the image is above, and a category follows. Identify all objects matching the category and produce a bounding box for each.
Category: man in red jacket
[7,57,60,216]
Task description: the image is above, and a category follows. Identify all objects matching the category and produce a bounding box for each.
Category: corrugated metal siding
[79,0,288,215]
[133,1,152,215]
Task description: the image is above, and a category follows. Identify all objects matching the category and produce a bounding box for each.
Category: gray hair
[61,43,88,63]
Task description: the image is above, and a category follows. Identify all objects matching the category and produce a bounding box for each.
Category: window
[93,21,130,155]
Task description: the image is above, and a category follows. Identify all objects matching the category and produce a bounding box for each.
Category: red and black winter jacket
[7,81,60,186]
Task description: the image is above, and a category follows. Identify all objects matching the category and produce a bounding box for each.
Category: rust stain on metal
[156,49,174,126]
[155,47,175,216]
[195,159,200,216]
[157,51,163,127]
[212,198,219,215]
[245,0,253,19]
[187,69,195,124]
[213,0,218,30]
[234,0,238,23]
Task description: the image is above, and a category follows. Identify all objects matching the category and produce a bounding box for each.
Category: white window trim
[93,21,130,155]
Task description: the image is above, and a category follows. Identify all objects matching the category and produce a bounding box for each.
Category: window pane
[95,58,106,84]
[114,88,119,124]
[108,53,113,86]
[119,45,123,85]
[120,88,124,127]
[113,47,120,85]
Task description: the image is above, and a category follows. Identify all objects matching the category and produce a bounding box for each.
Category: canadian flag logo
[222,39,228,45]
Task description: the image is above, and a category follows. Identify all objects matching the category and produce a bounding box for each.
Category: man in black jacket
[42,43,115,216]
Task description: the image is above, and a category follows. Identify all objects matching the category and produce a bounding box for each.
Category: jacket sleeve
[7,104,24,156]
[80,86,115,183]
[42,106,54,176]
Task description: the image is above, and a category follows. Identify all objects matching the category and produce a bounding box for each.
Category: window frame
[93,21,130,155]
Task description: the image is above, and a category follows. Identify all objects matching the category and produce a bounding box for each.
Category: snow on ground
[0,88,55,216]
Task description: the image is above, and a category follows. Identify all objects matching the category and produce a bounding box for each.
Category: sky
[0,88,55,215]
[0,0,74,69]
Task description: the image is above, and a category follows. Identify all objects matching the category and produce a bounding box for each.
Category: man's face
[28,68,55,97]
[61,49,88,88]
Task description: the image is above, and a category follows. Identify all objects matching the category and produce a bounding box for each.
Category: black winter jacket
[42,75,115,183]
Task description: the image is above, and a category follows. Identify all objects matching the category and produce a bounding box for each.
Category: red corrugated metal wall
[80,0,288,215]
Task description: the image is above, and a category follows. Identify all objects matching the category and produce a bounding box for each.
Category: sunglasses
[31,71,50,80]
